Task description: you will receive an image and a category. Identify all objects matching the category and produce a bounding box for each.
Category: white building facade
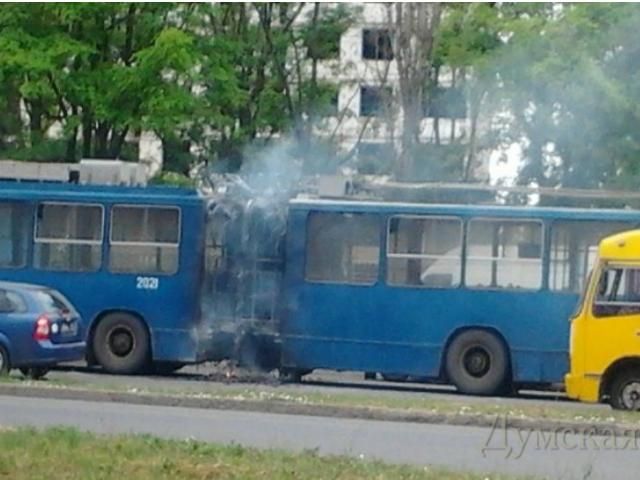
[302,3,478,177]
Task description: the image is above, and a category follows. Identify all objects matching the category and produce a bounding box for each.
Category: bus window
[0,202,30,268]
[550,221,631,293]
[34,203,103,272]
[109,206,180,275]
[387,216,462,287]
[466,219,542,290]
[305,212,379,285]
[593,266,640,317]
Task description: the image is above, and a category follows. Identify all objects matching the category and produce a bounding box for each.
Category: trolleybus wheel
[445,330,509,396]
[609,370,640,411]
[93,313,150,375]
[0,345,9,376]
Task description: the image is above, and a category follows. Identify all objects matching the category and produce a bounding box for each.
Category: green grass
[0,427,528,480]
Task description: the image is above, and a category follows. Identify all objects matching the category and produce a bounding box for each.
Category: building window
[362,29,393,60]
[549,221,632,293]
[360,86,391,117]
[34,203,103,272]
[424,87,467,119]
[109,206,180,275]
[387,216,463,287]
[0,202,30,268]
[466,219,543,290]
[305,212,380,285]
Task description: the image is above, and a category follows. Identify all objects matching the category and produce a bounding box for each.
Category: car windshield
[33,290,76,315]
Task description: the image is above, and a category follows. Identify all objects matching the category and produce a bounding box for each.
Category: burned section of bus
[200,175,288,371]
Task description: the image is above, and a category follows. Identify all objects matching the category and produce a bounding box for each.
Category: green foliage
[487,3,640,190]
[2,2,640,190]
[150,171,195,188]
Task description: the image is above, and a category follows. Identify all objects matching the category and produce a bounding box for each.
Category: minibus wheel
[609,371,640,411]
[93,313,150,375]
[445,330,509,396]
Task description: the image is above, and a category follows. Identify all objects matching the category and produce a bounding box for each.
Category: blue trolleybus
[277,197,640,393]
[5,167,640,395]
[0,179,210,374]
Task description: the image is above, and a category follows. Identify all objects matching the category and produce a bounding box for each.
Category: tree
[0,3,198,162]
[484,3,640,192]
[391,3,443,179]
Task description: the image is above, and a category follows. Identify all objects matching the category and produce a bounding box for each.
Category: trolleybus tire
[93,313,150,375]
[609,370,640,411]
[445,330,509,396]
[0,345,9,376]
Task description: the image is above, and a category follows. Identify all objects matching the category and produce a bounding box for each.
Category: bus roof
[0,180,203,206]
[599,230,640,261]
[289,196,640,222]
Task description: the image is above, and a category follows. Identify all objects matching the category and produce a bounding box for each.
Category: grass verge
[1,373,638,429]
[0,426,529,480]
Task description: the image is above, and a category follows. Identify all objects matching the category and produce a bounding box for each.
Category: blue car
[0,281,85,379]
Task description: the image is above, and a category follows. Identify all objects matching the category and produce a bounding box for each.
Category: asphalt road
[0,394,635,479]
[45,363,598,412]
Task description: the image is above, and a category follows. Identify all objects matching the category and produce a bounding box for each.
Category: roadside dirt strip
[1,382,639,438]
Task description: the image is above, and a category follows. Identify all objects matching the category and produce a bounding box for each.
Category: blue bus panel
[280,199,640,390]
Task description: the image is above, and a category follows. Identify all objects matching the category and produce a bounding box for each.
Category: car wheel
[20,367,50,380]
[445,330,509,396]
[0,345,9,376]
[93,313,150,375]
[609,370,640,411]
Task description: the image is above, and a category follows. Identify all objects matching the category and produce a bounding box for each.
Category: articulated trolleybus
[0,162,212,374]
[206,177,640,395]
[5,161,640,395]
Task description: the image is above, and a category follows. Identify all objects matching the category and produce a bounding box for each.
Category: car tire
[0,345,9,376]
[20,367,50,380]
[609,370,640,411]
[445,330,509,396]
[93,313,150,375]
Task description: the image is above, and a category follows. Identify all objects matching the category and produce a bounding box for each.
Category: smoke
[195,135,332,371]
[479,4,640,197]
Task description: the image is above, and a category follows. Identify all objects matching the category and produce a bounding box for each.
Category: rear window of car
[33,290,76,315]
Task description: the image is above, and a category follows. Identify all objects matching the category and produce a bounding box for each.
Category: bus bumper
[565,373,600,403]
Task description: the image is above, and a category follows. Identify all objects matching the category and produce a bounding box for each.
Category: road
[46,363,594,411]
[0,394,636,479]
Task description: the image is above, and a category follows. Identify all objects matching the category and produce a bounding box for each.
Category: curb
[0,383,638,437]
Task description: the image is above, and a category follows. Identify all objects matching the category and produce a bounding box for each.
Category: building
[301,3,484,179]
